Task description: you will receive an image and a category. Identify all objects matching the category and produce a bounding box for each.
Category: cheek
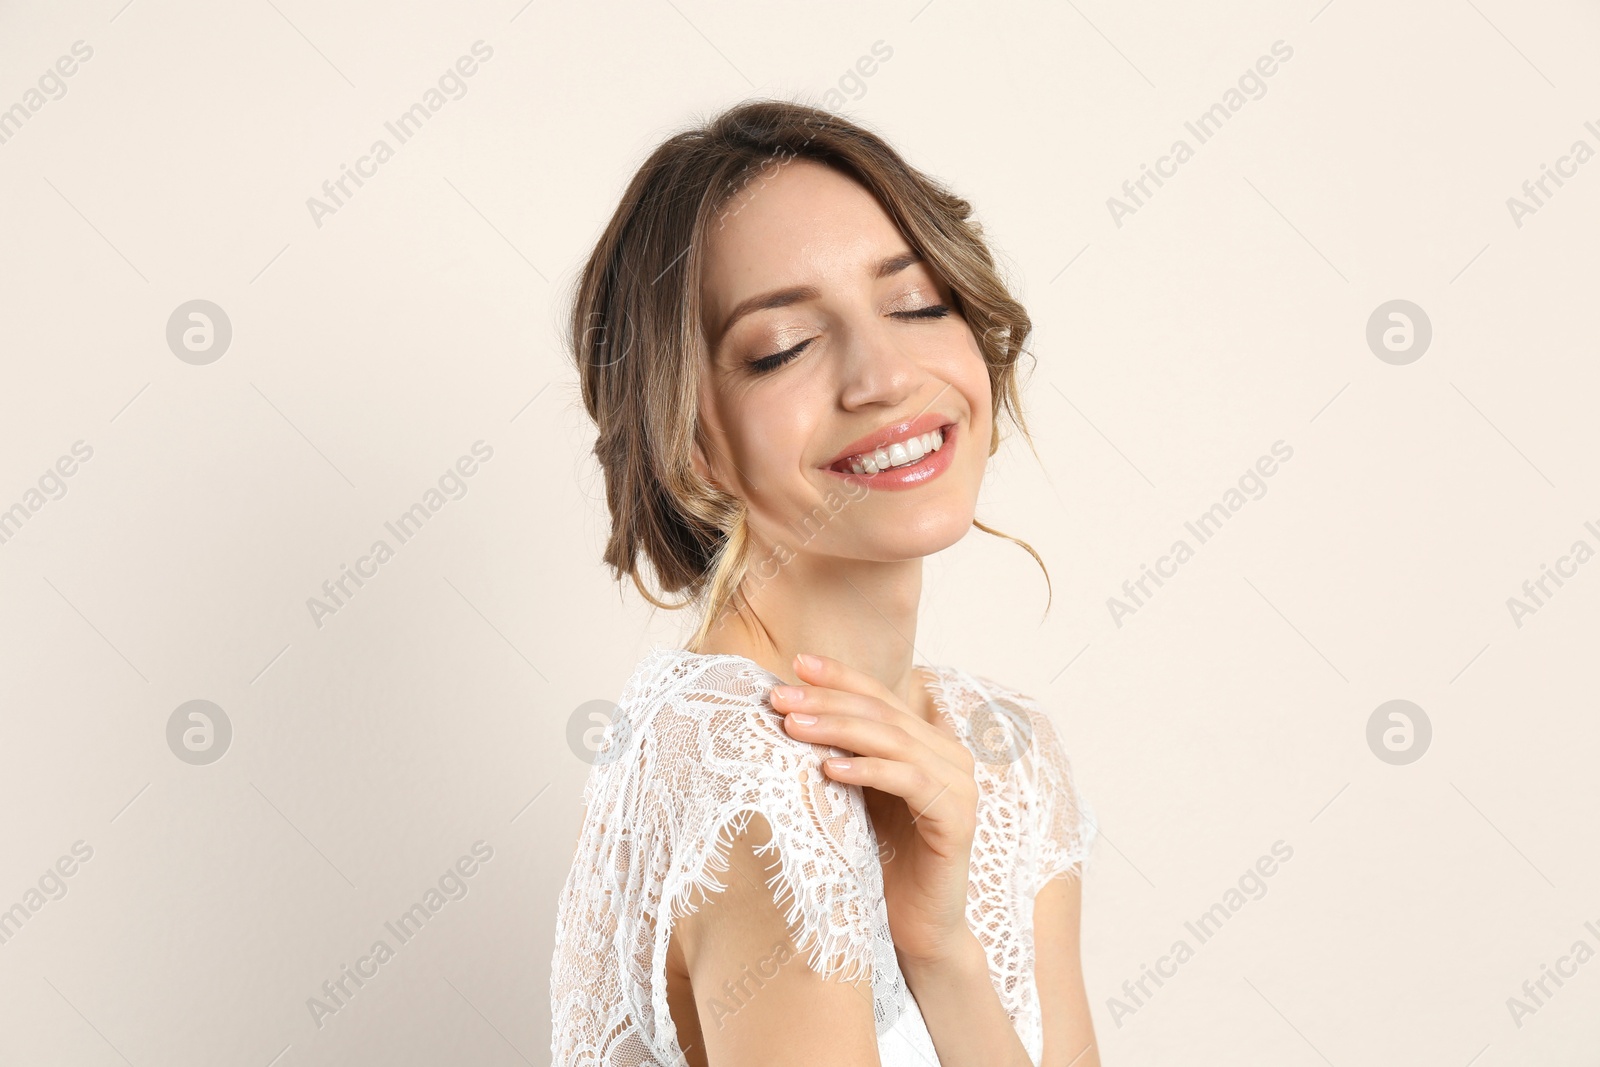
[951,334,993,435]
[721,390,816,487]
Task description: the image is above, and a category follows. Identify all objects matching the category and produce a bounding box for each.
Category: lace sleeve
[640,655,906,1045]
[1026,704,1097,894]
[553,650,924,1065]
[658,714,884,983]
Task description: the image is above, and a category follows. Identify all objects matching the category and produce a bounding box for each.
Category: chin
[855,503,977,562]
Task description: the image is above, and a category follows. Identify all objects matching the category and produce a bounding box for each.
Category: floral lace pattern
[549,647,1097,1066]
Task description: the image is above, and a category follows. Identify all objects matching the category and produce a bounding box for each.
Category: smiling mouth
[829,425,950,475]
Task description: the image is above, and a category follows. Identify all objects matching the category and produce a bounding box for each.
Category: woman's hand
[769,652,979,971]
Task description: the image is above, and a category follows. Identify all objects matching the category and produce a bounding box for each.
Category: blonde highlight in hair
[569,99,1049,640]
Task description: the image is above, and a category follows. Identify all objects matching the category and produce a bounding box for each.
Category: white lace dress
[549,647,1097,1066]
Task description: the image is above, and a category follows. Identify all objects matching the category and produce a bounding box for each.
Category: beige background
[2,0,1597,1063]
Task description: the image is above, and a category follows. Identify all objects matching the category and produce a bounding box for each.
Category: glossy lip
[822,411,954,470]
[820,416,958,492]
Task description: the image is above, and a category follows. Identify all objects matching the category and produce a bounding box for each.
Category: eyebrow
[714,250,923,345]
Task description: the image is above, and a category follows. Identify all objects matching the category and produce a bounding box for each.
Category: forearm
[900,931,1032,1067]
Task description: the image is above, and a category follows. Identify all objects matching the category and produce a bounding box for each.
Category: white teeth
[842,428,946,474]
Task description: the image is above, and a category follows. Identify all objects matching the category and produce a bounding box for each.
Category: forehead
[699,159,906,311]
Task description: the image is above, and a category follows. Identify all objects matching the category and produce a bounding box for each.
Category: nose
[836,312,919,411]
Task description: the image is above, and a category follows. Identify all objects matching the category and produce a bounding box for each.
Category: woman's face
[695,158,993,566]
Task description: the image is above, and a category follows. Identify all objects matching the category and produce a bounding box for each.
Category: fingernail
[788,712,817,726]
[772,685,803,703]
[795,653,820,672]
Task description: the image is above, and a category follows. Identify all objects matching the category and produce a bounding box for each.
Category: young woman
[550,100,1100,1067]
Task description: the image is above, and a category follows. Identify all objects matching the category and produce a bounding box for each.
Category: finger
[771,687,966,771]
[792,653,901,709]
[770,684,887,721]
[771,682,969,768]
[820,756,975,837]
[781,708,965,779]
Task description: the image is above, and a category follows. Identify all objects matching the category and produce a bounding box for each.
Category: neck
[692,549,928,718]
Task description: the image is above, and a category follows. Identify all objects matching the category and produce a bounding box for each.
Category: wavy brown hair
[568,99,1048,649]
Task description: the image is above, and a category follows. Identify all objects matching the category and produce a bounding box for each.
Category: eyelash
[748,305,951,374]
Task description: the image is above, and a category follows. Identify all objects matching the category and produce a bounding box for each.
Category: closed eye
[746,305,952,375]
[749,337,814,374]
